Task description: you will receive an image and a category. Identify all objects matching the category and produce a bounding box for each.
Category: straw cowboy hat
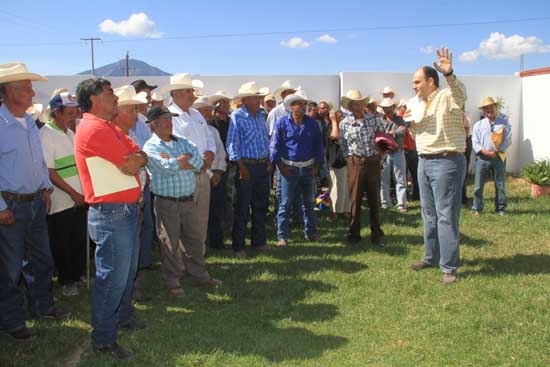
[264,94,276,103]
[379,98,397,108]
[192,96,214,109]
[283,90,308,111]
[114,85,148,106]
[151,91,164,102]
[162,73,204,93]
[341,90,369,110]
[381,86,395,95]
[274,80,298,101]
[234,82,268,100]
[0,61,47,84]
[478,96,497,109]
[208,90,232,105]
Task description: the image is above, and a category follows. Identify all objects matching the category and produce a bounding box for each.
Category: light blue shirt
[144,133,203,197]
[227,106,269,161]
[472,116,512,154]
[129,114,152,149]
[0,105,52,211]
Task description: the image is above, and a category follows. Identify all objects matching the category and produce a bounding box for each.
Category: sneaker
[233,250,247,259]
[6,326,33,342]
[398,207,408,213]
[62,283,79,296]
[118,318,147,332]
[472,210,481,216]
[277,239,288,247]
[442,273,458,285]
[410,261,433,271]
[497,210,506,216]
[92,342,133,360]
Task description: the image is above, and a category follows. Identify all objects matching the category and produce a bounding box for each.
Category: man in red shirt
[74,78,147,360]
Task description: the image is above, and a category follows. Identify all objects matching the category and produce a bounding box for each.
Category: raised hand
[433,47,453,75]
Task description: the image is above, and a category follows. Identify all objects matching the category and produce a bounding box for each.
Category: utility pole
[81,37,101,76]
[125,51,130,77]
[520,54,524,71]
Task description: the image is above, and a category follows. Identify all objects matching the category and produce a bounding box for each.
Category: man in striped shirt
[408,47,467,285]
[144,107,222,297]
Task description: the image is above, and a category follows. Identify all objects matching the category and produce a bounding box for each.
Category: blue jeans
[232,163,270,251]
[418,154,466,274]
[472,156,507,213]
[380,150,407,209]
[0,195,54,332]
[138,188,154,269]
[277,166,317,240]
[88,203,139,347]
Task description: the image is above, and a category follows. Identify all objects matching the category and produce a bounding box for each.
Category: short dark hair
[421,66,439,88]
[49,106,65,118]
[76,78,111,113]
[307,101,318,110]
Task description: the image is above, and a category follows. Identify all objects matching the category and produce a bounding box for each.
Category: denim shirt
[270,113,324,164]
[0,105,52,211]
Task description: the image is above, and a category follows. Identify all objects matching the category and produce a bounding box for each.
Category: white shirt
[15,116,27,128]
[168,103,216,155]
[39,122,83,214]
[208,125,227,172]
[266,102,288,136]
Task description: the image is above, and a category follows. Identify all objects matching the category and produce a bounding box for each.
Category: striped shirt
[227,106,269,161]
[144,133,203,197]
[338,113,384,158]
[412,76,467,155]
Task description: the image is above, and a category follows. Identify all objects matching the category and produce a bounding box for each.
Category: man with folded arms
[0,62,67,341]
[270,92,324,246]
[144,106,222,295]
[227,82,272,258]
[338,90,385,247]
[74,78,147,359]
[409,47,467,285]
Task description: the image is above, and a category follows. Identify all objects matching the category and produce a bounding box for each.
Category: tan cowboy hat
[162,73,204,93]
[283,90,308,111]
[192,96,214,109]
[234,81,268,100]
[114,85,148,106]
[381,86,395,95]
[0,61,47,84]
[341,90,368,110]
[208,90,232,105]
[274,80,298,101]
[151,91,164,102]
[379,97,397,108]
[264,94,276,103]
[479,96,497,109]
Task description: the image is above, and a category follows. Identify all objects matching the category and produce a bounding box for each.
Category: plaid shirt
[339,113,384,157]
[144,133,203,197]
[227,106,269,161]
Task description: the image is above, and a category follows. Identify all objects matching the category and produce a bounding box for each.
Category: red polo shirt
[74,113,142,204]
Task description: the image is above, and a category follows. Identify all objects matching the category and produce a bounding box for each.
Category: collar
[424,88,439,104]
[46,119,67,132]
[151,133,179,145]
[0,104,34,128]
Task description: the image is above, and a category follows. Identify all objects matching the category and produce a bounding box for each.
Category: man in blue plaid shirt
[144,107,222,297]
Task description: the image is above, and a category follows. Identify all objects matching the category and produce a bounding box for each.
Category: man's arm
[48,169,85,206]
[433,47,466,109]
[226,114,241,161]
[499,119,513,153]
[338,120,350,157]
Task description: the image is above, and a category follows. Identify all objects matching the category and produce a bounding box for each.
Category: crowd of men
[0,47,512,359]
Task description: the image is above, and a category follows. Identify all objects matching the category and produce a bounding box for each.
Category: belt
[156,194,193,202]
[2,191,40,202]
[419,151,461,160]
[281,157,315,168]
[241,157,269,165]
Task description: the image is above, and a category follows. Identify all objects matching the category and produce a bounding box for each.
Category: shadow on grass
[460,233,491,248]
[461,254,550,276]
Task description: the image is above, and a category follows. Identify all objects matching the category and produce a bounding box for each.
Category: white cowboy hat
[273,80,298,101]
[0,61,47,84]
[283,90,308,111]
[379,98,397,108]
[151,91,164,102]
[234,82,268,100]
[114,85,148,106]
[341,90,369,110]
[162,73,204,93]
[381,86,395,95]
[208,90,232,105]
[192,96,214,109]
[478,96,497,109]
[264,94,276,103]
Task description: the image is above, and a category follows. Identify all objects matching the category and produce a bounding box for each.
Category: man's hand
[238,161,250,181]
[120,152,148,176]
[159,152,171,159]
[0,208,15,225]
[482,149,497,159]
[203,151,215,169]
[43,190,52,214]
[433,47,453,75]
[211,171,222,186]
[279,164,292,178]
[267,163,275,176]
[71,192,86,207]
[176,154,193,170]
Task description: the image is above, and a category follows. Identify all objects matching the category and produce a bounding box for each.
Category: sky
[1,0,550,76]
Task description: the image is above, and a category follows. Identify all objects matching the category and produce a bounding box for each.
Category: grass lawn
[1,176,549,367]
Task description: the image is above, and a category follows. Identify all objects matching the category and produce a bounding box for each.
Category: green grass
[1,176,549,367]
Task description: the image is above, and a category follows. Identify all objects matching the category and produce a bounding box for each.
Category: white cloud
[420,45,434,54]
[99,12,163,38]
[460,32,550,63]
[280,37,310,49]
[317,34,337,44]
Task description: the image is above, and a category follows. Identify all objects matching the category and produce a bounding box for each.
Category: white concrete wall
[519,74,550,170]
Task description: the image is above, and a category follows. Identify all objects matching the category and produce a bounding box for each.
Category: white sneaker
[62,283,79,296]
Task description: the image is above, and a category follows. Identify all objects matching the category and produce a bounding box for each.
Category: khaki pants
[194,170,211,255]
[154,197,210,288]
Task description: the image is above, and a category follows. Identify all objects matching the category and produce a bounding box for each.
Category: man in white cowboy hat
[266,80,298,136]
[151,91,164,108]
[74,78,148,359]
[263,94,276,114]
[338,90,385,247]
[165,73,216,255]
[471,96,511,216]
[381,86,396,99]
[408,47,467,285]
[379,97,409,212]
[270,91,324,247]
[40,92,86,298]
[227,82,271,258]
[0,61,68,341]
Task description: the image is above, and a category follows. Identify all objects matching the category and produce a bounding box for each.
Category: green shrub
[522,158,550,186]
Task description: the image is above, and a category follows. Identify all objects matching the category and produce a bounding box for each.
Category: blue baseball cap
[49,92,79,110]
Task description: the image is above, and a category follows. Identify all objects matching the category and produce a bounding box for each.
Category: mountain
[78,59,171,77]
